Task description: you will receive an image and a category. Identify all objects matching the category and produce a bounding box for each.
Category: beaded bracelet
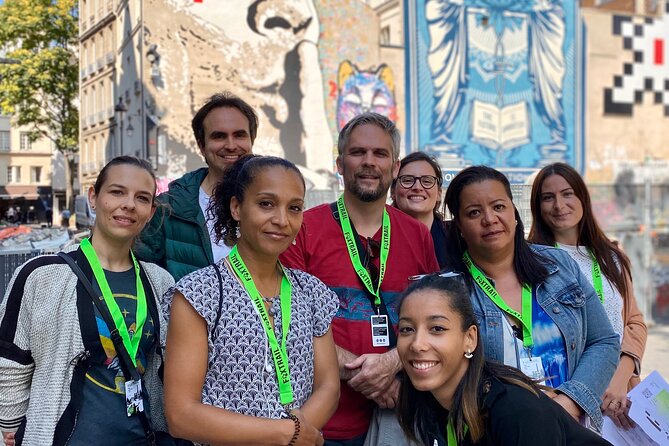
[287,413,300,446]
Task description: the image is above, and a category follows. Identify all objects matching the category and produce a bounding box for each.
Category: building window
[380,26,391,46]
[7,166,20,183]
[0,131,9,151]
[30,166,42,183]
[20,132,32,151]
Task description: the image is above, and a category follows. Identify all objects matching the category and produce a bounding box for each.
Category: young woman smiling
[529,162,646,429]
[0,156,175,446]
[441,166,620,432]
[163,155,339,446]
[391,152,449,268]
[395,274,612,445]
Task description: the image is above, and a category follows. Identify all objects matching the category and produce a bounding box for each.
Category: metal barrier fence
[0,250,59,303]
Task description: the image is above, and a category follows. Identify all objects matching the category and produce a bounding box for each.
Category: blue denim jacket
[468,244,620,431]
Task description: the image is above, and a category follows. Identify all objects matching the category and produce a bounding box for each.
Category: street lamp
[126,116,134,137]
[114,96,127,155]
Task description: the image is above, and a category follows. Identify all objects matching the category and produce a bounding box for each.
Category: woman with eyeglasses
[441,166,620,433]
[528,163,646,429]
[391,152,449,268]
[395,274,612,445]
[162,155,339,445]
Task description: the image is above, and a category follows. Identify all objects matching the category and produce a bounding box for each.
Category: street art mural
[406,0,583,184]
[604,2,669,117]
[140,0,403,180]
[335,61,397,130]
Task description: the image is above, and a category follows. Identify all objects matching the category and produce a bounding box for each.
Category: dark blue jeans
[324,433,367,446]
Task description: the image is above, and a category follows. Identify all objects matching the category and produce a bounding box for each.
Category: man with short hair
[281,112,439,445]
[137,92,258,281]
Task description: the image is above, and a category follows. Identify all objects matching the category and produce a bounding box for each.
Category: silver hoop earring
[464,350,473,359]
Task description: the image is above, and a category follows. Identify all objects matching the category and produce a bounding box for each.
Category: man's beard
[346,173,391,203]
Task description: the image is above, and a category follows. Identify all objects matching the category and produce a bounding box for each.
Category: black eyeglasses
[364,238,380,287]
[398,175,439,190]
[408,271,464,283]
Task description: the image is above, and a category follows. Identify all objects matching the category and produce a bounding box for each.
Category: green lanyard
[228,246,294,405]
[80,238,147,367]
[446,420,468,446]
[555,244,604,303]
[462,251,534,350]
[591,255,604,303]
[336,195,390,308]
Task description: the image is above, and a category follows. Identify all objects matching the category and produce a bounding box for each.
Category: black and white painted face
[163,0,333,171]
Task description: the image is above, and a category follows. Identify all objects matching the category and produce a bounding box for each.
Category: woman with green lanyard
[162,155,339,445]
[440,166,620,433]
[528,162,647,428]
[394,274,612,445]
[0,156,175,445]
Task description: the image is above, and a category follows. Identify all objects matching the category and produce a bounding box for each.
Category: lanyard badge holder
[335,197,392,348]
[462,251,546,384]
[57,246,160,445]
[60,241,149,417]
[371,315,390,347]
[228,246,295,406]
[79,238,148,416]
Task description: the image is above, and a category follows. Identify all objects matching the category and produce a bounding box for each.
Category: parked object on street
[74,195,96,229]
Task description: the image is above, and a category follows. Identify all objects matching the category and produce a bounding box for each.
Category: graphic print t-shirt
[67,268,156,446]
[501,287,569,388]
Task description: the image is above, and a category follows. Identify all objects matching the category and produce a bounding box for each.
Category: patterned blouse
[163,260,339,419]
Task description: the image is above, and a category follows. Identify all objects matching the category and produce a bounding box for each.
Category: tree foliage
[0,0,78,205]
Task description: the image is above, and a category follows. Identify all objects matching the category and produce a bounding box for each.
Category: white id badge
[371,315,390,347]
[125,379,144,417]
[520,357,546,385]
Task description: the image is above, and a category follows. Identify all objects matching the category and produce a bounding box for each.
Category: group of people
[0,91,645,446]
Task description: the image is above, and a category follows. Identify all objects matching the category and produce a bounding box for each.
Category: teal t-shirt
[68,268,156,445]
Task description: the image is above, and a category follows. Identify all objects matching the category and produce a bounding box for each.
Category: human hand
[543,389,558,399]
[551,393,583,421]
[372,378,400,409]
[337,346,361,381]
[603,396,634,430]
[2,431,15,446]
[291,409,324,446]
[345,350,401,400]
[601,378,633,429]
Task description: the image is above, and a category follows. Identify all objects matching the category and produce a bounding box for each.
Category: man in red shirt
[281,112,439,445]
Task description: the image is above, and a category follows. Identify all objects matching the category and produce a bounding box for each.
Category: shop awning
[0,186,52,200]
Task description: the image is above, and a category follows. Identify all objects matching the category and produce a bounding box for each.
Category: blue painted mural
[405,0,584,184]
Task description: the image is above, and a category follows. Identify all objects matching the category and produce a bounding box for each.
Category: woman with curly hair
[163,155,340,445]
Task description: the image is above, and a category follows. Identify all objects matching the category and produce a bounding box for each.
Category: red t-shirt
[281,203,439,440]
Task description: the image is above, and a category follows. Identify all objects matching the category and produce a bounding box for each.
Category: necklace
[262,272,282,315]
[226,257,283,314]
[262,295,278,304]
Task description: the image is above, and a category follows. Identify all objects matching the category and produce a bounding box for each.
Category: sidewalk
[641,322,669,381]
